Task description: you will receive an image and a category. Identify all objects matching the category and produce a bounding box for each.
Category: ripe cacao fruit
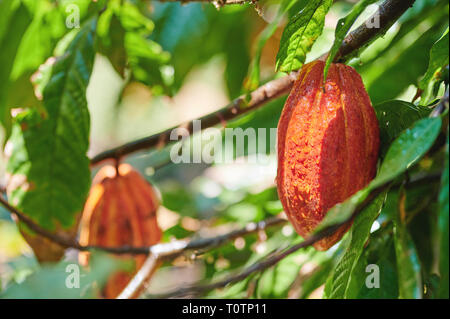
[277,60,379,251]
[79,163,161,298]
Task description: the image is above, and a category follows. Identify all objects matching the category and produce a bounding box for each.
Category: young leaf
[276,0,332,73]
[438,129,449,298]
[374,100,431,157]
[97,9,127,77]
[6,18,97,231]
[112,1,172,95]
[419,27,449,105]
[328,192,386,299]
[0,2,32,140]
[323,0,378,81]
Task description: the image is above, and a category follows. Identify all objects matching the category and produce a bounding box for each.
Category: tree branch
[117,253,161,299]
[0,192,286,256]
[333,0,416,62]
[144,182,390,298]
[89,73,297,165]
[119,171,443,299]
[90,0,416,165]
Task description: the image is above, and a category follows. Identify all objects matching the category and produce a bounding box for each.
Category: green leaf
[393,191,423,299]
[373,117,442,188]
[256,249,302,298]
[0,252,127,298]
[6,18,97,230]
[419,27,449,105]
[374,100,431,157]
[276,0,332,73]
[106,0,172,95]
[322,270,334,298]
[328,191,386,299]
[0,0,15,42]
[10,1,66,81]
[438,128,449,298]
[117,1,154,35]
[323,0,377,81]
[0,2,32,139]
[358,235,399,299]
[125,32,172,95]
[97,9,127,77]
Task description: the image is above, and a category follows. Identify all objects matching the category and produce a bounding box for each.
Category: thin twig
[0,171,441,258]
[333,0,416,62]
[0,195,80,249]
[90,0,416,165]
[115,218,286,298]
[117,254,161,299]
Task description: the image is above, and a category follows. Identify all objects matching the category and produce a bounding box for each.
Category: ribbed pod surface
[79,164,161,298]
[277,60,379,250]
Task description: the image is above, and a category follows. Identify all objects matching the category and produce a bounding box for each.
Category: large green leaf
[323,0,377,81]
[419,27,449,105]
[374,100,431,157]
[438,129,449,298]
[276,0,332,73]
[328,192,386,299]
[6,18,97,230]
[0,2,32,139]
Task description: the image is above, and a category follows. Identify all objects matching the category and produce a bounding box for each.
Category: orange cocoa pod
[79,163,162,298]
[277,60,379,251]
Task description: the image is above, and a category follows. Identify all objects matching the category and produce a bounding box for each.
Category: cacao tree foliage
[0,0,448,300]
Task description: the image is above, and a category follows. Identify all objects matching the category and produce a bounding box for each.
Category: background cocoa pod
[277,60,380,251]
[79,163,162,298]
